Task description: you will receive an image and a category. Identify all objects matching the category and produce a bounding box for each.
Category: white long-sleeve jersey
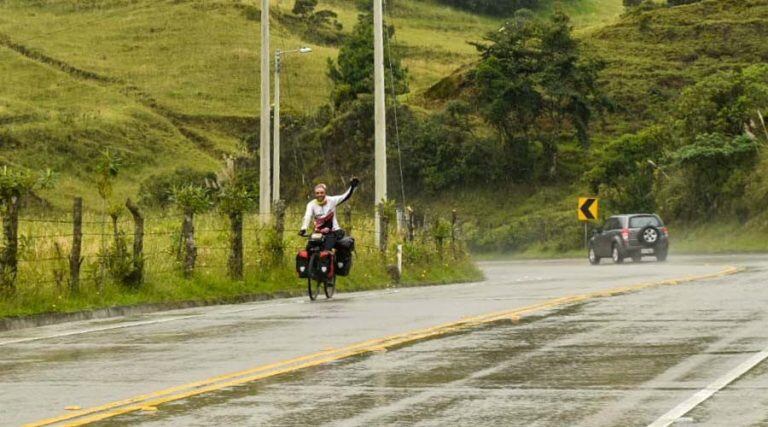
[300,186,354,232]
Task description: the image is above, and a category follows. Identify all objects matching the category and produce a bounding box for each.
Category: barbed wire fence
[1,197,468,297]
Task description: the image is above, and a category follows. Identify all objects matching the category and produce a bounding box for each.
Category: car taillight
[661,226,669,237]
[622,228,630,241]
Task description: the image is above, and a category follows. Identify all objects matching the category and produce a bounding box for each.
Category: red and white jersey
[301,186,353,232]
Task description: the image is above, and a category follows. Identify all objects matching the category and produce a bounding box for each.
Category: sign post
[578,197,599,249]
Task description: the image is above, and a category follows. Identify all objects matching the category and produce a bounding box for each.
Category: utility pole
[373,0,387,247]
[259,0,271,221]
[273,49,281,204]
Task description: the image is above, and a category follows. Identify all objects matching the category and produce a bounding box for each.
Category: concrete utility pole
[273,49,281,204]
[273,47,312,203]
[373,0,387,247]
[259,0,271,221]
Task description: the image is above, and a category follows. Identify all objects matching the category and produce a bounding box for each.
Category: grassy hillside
[0,0,500,208]
[587,0,768,132]
[419,0,768,254]
[2,0,765,262]
[0,0,623,209]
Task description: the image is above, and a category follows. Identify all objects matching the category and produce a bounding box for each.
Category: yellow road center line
[27,266,743,427]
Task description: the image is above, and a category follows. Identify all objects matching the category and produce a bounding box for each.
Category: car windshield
[629,216,661,228]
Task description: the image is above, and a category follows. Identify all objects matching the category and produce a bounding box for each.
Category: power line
[382,0,408,209]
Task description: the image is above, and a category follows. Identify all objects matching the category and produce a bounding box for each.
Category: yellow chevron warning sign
[578,197,599,221]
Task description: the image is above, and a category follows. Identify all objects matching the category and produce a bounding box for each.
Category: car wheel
[612,244,624,264]
[656,248,668,262]
[640,226,660,247]
[588,246,600,265]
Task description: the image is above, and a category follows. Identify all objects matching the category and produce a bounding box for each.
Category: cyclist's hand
[298,229,306,237]
[350,177,360,188]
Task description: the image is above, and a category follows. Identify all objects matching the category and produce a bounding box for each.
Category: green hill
[418,0,768,254]
[587,0,768,132]
[0,0,503,208]
[0,0,624,208]
[2,0,768,256]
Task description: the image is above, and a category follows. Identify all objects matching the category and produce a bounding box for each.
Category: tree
[624,65,768,222]
[0,166,54,291]
[472,11,605,181]
[171,185,212,277]
[212,156,256,279]
[327,12,408,107]
[435,0,539,16]
[675,65,768,144]
[291,0,343,43]
[662,133,759,220]
[402,101,498,193]
[585,127,667,213]
[668,0,703,6]
[292,0,317,17]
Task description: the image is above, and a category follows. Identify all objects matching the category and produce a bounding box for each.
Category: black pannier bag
[335,237,355,276]
[336,236,355,251]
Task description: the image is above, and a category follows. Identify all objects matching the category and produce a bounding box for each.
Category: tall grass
[0,209,480,318]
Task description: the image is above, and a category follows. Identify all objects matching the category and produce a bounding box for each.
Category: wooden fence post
[378,203,389,253]
[451,209,458,259]
[380,214,389,253]
[228,212,243,279]
[344,204,352,236]
[0,195,19,291]
[406,206,414,243]
[69,197,83,294]
[274,199,286,259]
[125,198,144,286]
[435,217,444,259]
[109,212,120,242]
[182,210,197,278]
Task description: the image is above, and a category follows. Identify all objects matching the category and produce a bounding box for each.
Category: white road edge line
[0,315,201,346]
[0,287,408,346]
[648,346,768,427]
[0,300,298,346]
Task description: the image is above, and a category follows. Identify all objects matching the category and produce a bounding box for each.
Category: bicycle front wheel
[307,277,321,301]
[323,277,336,299]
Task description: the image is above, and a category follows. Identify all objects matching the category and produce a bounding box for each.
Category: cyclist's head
[314,184,327,203]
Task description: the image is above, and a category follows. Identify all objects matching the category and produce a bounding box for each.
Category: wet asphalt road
[1,255,767,426]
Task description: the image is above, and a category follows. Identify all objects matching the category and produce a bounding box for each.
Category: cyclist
[299,177,359,250]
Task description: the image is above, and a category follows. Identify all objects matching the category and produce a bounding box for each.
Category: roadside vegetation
[0,207,479,318]
[423,0,768,254]
[2,0,768,318]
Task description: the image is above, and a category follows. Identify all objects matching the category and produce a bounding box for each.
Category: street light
[273,47,313,203]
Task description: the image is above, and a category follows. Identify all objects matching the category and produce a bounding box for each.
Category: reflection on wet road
[3,255,768,426]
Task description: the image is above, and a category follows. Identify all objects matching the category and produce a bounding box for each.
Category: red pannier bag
[318,250,335,279]
[296,250,310,278]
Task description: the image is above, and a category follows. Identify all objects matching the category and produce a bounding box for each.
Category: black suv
[588,214,669,264]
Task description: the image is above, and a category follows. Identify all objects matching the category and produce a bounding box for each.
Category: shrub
[139,168,216,208]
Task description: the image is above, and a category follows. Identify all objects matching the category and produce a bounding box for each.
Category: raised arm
[300,202,313,234]
[328,178,360,205]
